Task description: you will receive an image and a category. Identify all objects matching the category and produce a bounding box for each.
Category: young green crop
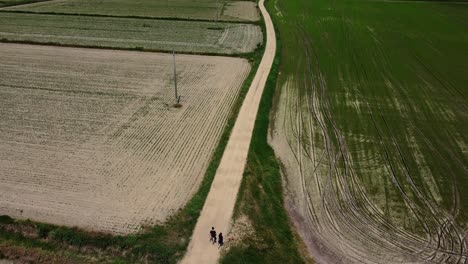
[269,0,467,261]
[0,0,47,8]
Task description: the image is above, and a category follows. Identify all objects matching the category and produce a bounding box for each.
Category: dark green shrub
[0,215,14,224]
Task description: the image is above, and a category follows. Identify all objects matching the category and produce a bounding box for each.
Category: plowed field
[0,43,251,234]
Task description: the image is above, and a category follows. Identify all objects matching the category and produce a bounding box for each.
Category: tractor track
[271,18,467,262]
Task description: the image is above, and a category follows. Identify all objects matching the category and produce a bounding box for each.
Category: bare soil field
[2,0,260,21]
[0,13,262,54]
[0,43,251,234]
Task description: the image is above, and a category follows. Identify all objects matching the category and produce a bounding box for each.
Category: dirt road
[180,0,276,262]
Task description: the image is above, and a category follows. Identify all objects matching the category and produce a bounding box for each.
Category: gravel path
[180,0,276,262]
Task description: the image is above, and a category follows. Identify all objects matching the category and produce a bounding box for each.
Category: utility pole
[172,50,180,104]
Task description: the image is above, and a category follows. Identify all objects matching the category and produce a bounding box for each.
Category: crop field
[0,0,46,8]
[2,0,260,21]
[0,13,262,54]
[269,0,467,263]
[0,43,251,234]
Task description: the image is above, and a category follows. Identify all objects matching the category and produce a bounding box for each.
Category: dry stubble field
[0,43,251,234]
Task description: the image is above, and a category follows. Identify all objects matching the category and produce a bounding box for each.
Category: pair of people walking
[209,227,224,247]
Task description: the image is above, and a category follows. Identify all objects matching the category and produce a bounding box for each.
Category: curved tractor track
[271,16,467,264]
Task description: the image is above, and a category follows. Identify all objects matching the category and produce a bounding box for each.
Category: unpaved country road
[180,0,276,262]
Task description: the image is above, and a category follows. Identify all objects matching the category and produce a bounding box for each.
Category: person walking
[210,227,217,243]
[218,232,224,247]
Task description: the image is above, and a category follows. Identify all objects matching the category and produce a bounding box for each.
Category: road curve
[180,0,276,263]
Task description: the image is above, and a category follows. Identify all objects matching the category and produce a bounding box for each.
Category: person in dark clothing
[218,233,224,247]
[210,227,217,243]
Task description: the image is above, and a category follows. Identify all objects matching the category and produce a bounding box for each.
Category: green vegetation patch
[0,12,262,54]
[0,216,13,225]
[275,0,468,228]
[268,0,467,260]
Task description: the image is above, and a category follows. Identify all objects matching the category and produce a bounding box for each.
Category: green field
[269,0,467,262]
[0,12,262,54]
[3,0,260,21]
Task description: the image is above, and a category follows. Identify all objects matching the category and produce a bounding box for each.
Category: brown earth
[0,43,250,234]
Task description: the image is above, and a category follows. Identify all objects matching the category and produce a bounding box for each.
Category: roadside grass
[0,15,266,264]
[220,12,307,263]
[0,226,105,263]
